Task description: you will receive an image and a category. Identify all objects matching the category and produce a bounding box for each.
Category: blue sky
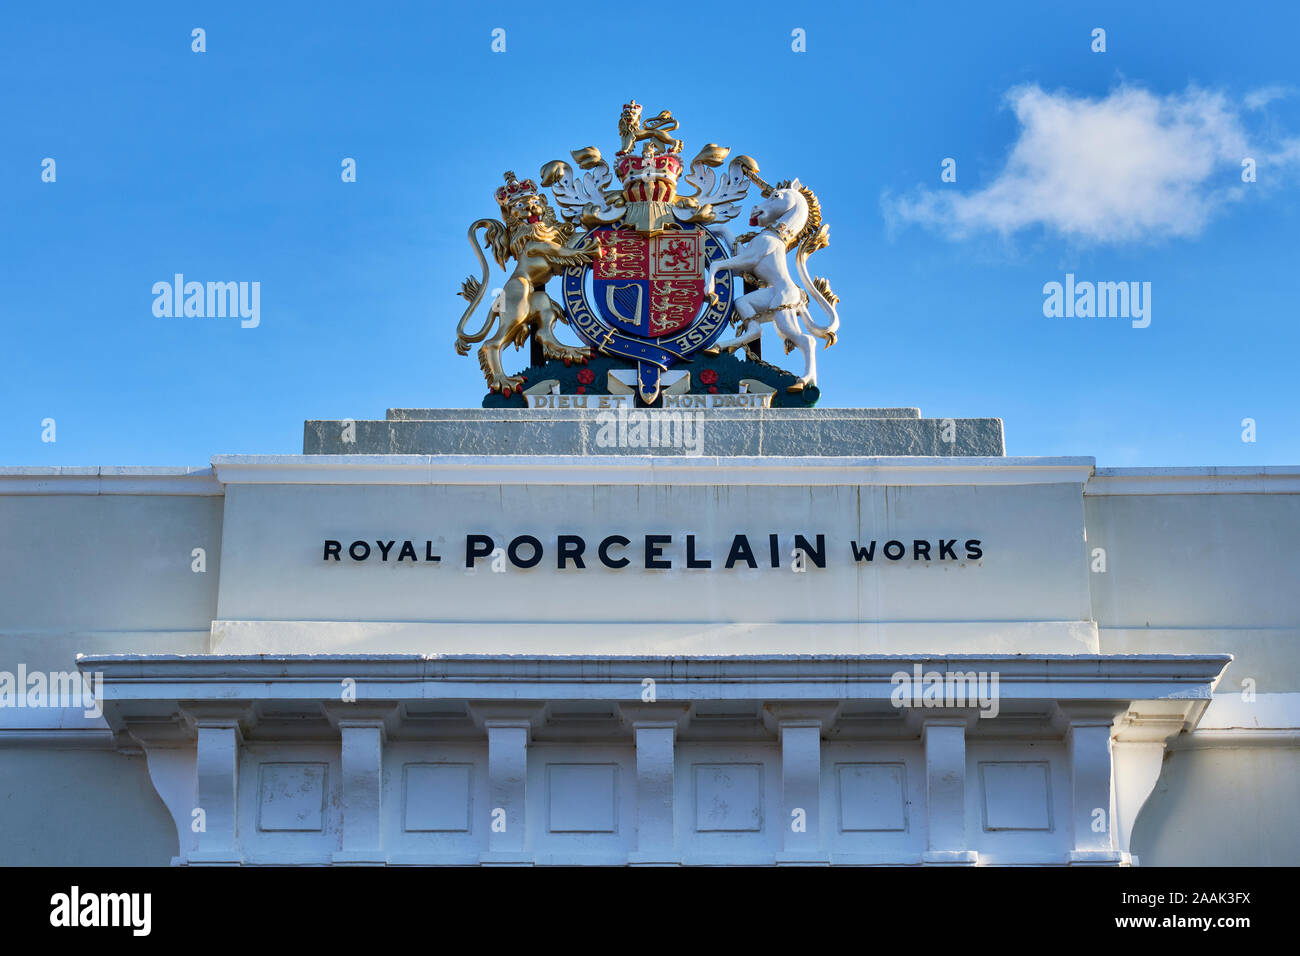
[2,0,1298,466]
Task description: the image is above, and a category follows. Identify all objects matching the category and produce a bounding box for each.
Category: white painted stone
[1,449,1295,866]
[332,718,388,863]
[922,719,977,864]
[629,721,678,864]
[188,714,245,865]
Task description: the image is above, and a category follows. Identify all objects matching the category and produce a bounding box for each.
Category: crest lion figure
[455,172,602,396]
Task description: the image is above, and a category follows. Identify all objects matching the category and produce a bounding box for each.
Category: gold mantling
[623,200,678,234]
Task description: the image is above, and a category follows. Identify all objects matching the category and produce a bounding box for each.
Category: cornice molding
[1087,466,1300,495]
[0,466,221,496]
[209,454,1097,487]
[77,652,1230,704]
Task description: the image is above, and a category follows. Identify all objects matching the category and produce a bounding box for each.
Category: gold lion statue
[617,100,681,155]
[455,171,602,396]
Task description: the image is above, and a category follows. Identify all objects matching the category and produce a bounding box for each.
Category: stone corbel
[121,714,197,867]
[179,702,256,865]
[323,703,401,865]
[1052,702,1129,865]
[467,703,546,865]
[1110,701,1203,865]
[920,712,980,865]
[619,703,691,866]
[765,703,842,865]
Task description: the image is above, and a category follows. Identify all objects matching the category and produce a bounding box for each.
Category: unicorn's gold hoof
[786,381,806,393]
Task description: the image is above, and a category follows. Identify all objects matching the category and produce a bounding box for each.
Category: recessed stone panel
[547,764,618,833]
[980,761,1053,831]
[837,763,908,832]
[403,763,472,832]
[694,763,762,832]
[257,762,327,832]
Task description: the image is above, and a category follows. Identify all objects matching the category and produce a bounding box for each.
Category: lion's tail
[455,219,506,353]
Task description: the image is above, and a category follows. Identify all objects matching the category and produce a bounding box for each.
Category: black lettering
[850,540,876,562]
[725,534,758,569]
[965,539,983,560]
[425,541,441,563]
[465,534,494,568]
[883,540,905,561]
[599,534,630,569]
[769,533,780,568]
[397,540,417,562]
[557,534,586,569]
[324,540,341,561]
[376,540,395,561]
[794,534,826,568]
[349,540,371,561]
[913,540,931,561]
[938,539,957,560]
[686,534,711,568]
[645,534,672,569]
[508,534,543,569]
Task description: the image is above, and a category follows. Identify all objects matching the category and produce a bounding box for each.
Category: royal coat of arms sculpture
[455,101,840,406]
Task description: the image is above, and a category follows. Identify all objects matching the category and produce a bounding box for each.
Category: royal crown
[615,145,684,204]
[495,170,540,207]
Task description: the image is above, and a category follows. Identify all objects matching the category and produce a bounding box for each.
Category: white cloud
[886,84,1294,244]
[1244,85,1291,110]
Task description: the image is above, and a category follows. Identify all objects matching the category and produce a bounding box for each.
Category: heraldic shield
[594,226,707,338]
[562,222,734,403]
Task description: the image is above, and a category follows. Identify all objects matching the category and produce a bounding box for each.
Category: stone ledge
[304,409,1005,457]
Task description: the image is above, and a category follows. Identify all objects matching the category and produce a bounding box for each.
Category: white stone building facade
[1,426,1296,866]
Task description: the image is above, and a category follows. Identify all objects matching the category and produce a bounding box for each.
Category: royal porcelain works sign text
[322,532,986,570]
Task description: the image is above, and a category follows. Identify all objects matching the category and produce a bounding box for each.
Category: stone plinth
[303,407,1005,457]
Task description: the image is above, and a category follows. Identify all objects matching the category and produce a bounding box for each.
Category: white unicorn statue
[702,178,839,392]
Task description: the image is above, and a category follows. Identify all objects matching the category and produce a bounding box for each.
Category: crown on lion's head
[495,170,540,209]
[618,100,642,133]
[493,170,567,244]
[494,170,550,226]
